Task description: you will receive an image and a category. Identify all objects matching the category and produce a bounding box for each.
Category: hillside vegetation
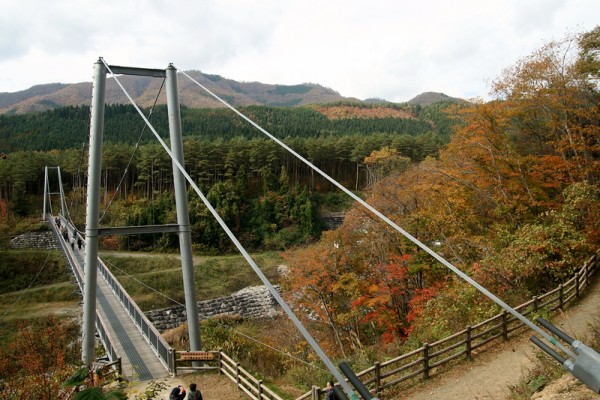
[0,102,446,152]
[0,101,454,252]
[279,27,600,359]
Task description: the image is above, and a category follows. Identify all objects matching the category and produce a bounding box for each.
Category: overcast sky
[0,0,597,102]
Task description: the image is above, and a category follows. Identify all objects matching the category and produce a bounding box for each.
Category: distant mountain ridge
[0,71,464,114]
[0,83,69,110]
[407,92,466,107]
[0,71,349,114]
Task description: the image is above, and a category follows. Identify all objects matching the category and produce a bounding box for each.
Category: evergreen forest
[0,100,453,251]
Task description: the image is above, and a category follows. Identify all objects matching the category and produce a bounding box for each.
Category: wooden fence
[297,251,599,399]
[173,350,285,400]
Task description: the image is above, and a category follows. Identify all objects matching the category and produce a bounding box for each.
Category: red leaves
[351,255,414,343]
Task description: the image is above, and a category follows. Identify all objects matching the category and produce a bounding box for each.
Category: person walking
[70,236,75,250]
[187,383,203,400]
[325,381,337,400]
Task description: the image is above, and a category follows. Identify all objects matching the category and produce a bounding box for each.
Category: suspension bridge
[47,211,170,380]
[36,58,600,399]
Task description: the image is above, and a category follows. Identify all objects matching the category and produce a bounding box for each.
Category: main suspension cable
[100,59,356,396]
[175,67,576,360]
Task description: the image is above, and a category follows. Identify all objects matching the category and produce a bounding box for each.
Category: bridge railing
[95,314,122,376]
[50,213,173,372]
[298,250,599,399]
[50,214,84,290]
[48,214,123,370]
[96,255,174,372]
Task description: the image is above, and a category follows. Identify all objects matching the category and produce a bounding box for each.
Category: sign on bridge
[178,351,216,361]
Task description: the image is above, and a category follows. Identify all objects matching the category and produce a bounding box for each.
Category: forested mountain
[0,69,464,115]
[0,83,69,109]
[0,99,456,251]
[0,102,453,152]
[0,71,350,115]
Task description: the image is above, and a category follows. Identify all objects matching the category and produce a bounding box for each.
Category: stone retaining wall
[321,212,345,230]
[146,285,282,331]
[11,231,61,250]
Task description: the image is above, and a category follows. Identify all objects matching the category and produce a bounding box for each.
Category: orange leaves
[351,255,413,342]
[280,27,600,351]
[0,316,79,398]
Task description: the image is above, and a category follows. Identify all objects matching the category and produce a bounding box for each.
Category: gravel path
[400,278,600,400]
[126,373,247,400]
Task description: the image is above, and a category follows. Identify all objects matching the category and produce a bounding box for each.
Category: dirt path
[400,278,600,400]
[125,372,248,400]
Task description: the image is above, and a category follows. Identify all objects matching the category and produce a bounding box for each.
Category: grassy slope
[0,247,283,346]
[101,251,284,311]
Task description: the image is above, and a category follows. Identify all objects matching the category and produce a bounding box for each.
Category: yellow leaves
[363,146,411,186]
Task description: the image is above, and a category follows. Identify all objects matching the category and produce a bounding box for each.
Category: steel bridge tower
[82,60,201,366]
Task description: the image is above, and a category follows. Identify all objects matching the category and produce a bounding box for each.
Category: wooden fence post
[258,379,263,400]
[171,349,177,376]
[575,271,580,298]
[374,361,381,394]
[423,343,430,379]
[502,310,508,341]
[465,326,472,360]
[559,284,564,310]
[311,385,320,400]
[218,350,223,375]
[236,363,241,389]
[532,296,538,312]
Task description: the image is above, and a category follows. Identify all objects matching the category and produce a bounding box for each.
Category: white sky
[0,0,597,102]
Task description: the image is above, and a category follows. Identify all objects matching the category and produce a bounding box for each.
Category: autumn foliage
[0,316,80,399]
[283,26,600,353]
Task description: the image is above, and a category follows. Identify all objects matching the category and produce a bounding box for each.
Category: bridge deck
[57,220,169,381]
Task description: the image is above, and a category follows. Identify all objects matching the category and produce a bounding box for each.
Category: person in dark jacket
[169,385,186,400]
[187,383,203,400]
[325,381,337,400]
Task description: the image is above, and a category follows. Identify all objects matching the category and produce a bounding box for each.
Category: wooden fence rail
[298,251,598,399]
[173,350,285,400]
